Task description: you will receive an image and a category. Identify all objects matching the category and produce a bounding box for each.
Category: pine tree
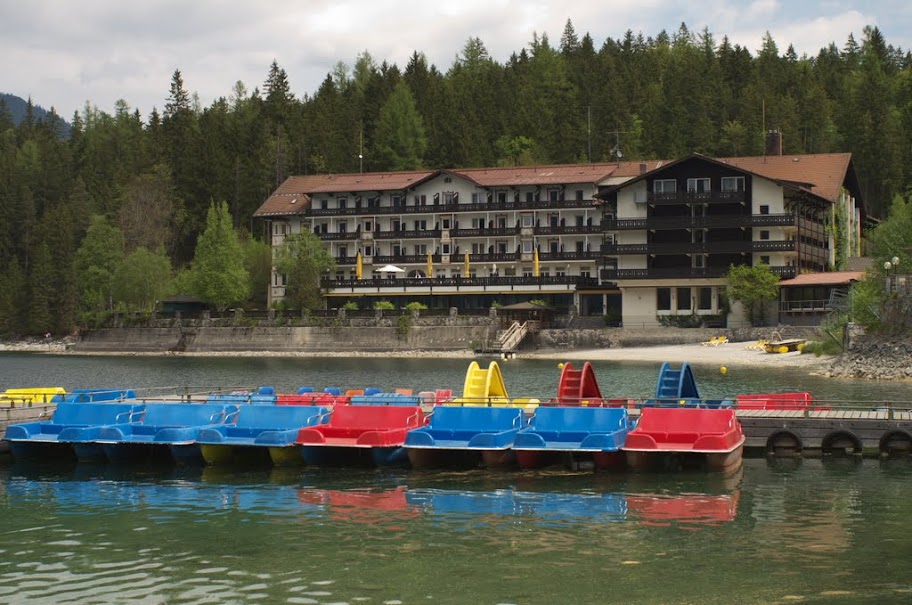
[372,81,427,170]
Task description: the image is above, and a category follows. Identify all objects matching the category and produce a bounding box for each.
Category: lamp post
[884,256,900,292]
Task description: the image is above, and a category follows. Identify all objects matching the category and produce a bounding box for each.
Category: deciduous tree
[190,200,249,310]
[274,231,335,311]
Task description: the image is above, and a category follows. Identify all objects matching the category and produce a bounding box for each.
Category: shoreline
[1,340,833,370]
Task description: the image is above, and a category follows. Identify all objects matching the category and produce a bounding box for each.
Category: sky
[1,0,909,120]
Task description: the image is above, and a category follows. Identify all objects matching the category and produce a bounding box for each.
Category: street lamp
[884,256,900,292]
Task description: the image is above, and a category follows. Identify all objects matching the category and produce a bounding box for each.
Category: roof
[778,271,865,287]
[719,153,855,204]
[596,153,856,206]
[254,153,859,218]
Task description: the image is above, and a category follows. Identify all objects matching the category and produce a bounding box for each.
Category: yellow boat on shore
[763,339,806,354]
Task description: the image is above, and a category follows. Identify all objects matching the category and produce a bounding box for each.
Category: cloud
[1,1,908,119]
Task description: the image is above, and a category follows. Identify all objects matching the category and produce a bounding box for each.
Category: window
[759,205,770,215]
[526,191,534,203]
[472,192,483,204]
[760,230,770,240]
[576,215,585,226]
[653,179,677,194]
[576,189,584,201]
[522,240,534,253]
[338,246,348,258]
[320,199,328,210]
[549,189,559,202]
[575,241,584,253]
[416,220,427,230]
[497,191,507,204]
[496,241,508,254]
[364,245,373,256]
[338,222,347,234]
[657,288,672,311]
[471,243,484,254]
[415,244,427,255]
[687,178,710,193]
[472,217,485,229]
[521,215,534,228]
[549,214,559,227]
[693,255,706,269]
[693,230,706,244]
[698,287,713,310]
[580,267,591,278]
[338,197,347,209]
[549,240,559,254]
[721,176,745,192]
[444,192,455,204]
[677,287,692,311]
[760,255,770,265]
[442,243,451,254]
[432,193,439,205]
[363,221,372,232]
[442,218,452,229]
[392,220,401,232]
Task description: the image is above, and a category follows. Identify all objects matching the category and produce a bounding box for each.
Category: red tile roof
[779,271,865,287]
[253,154,855,217]
[718,153,853,204]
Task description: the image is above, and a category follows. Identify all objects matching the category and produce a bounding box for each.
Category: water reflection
[3,463,742,529]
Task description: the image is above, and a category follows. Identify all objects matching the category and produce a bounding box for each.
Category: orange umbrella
[427,252,433,278]
[533,247,540,277]
[464,251,470,276]
[355,251,363,280]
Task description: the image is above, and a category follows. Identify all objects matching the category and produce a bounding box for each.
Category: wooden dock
[736,408,912,458]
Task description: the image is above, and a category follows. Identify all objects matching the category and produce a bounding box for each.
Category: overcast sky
[2,0,909,120]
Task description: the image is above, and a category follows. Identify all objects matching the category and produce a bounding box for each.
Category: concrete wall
[76,325,497,353]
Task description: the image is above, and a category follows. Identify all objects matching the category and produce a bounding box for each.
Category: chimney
[639,162,648,175]
[765,130,783,156]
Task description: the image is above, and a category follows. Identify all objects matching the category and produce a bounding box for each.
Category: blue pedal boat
[512,406,631,470]
[404,406,526,469]
[5,401,142,461]
[87,402,239,464]
[196,404,330,466]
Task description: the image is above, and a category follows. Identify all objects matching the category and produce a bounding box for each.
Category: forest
[0,20,910,337]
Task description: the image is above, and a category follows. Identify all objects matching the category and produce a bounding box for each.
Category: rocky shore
[823,338,912,381]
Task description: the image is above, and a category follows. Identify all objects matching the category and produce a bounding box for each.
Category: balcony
[538,250,601,261]
[307,197,598,217]
[600,239,797,256]
[450,226,519,238]
[372,229,442,240]
[534,224,602,235]
[322,275,598,291]
[602,213,797,231]
[600,266,798,281]
[646,190,747,206]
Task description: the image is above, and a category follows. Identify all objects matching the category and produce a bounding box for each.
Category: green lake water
[1,354,911,604]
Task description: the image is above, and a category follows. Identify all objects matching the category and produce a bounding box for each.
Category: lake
[1,353,911,604]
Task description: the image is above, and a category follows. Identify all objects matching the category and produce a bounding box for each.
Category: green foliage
[241,235,272,306]
[397,313,412,339]
[190,201,249,311]
[342,301,359,311]
[372,81,427,171]
[372,300,396,311]
[73,215,125,317]
[725,264,780,326]
[274,231,335,311]
[111,247,172,312]
[405,301,428,312]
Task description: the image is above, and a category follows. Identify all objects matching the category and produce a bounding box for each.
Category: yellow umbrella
[355,251,363,280]
[464,251,470,276]
[426,252,433,278]
[533,247,540,277]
